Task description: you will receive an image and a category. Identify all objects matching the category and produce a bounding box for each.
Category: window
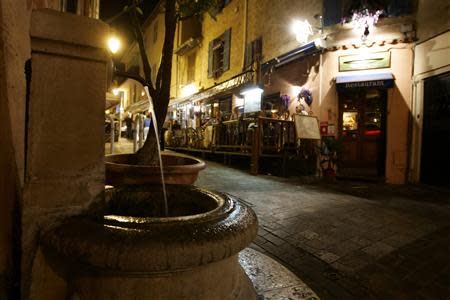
[187,54,196,83]
[61,0,77,14]
[219,96,232,119]
[323,0,413,27]
[244,37,262,69]
[208,28,231,79]
[323,0,342,26]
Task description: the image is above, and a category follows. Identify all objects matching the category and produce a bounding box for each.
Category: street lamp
[108,36,121,54]
[291,20,314,44]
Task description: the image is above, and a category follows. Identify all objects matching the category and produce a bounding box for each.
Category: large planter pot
[42,185,258,299]
[105,152,206,186]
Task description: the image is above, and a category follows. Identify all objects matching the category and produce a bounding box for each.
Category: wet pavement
[195,159,450,300]
[107,140,450,299]
[240,248,319,300]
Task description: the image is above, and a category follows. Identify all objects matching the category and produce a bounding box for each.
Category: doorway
[421,72,450,187]
[338,88,387,178]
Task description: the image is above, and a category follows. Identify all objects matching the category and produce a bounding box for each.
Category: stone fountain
[16,7,258,300]
[42,185,258,299]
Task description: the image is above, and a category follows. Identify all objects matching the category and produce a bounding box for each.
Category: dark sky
[100,0,158,48]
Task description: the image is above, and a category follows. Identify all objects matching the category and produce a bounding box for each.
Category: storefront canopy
[336,72,395,91]
[171,70,254,106]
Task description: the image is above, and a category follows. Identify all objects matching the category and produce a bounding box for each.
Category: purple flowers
[298,88,313,106]
[280,94,291,110]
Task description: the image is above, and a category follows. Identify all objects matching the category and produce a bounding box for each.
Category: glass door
[338,88,387,177]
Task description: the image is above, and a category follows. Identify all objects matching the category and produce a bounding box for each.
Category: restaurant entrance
[338,88,387,178]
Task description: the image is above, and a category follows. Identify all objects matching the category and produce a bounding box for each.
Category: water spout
[144,86,168,216]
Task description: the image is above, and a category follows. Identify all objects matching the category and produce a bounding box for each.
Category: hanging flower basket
[298,88,313,106]
[280,94,291,111]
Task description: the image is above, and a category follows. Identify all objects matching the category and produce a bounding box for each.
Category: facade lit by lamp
[291,19,313,44]
[107,36,121,54]
[291,85,302,96]
[181,83,198,98]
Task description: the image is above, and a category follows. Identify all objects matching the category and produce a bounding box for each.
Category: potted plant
[105,0,219,185]
[319,136,343,182]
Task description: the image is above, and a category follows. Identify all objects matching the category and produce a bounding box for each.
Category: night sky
[100,0,158,48]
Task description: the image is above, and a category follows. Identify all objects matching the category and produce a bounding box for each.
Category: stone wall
[20,9,108,299]
[0,0,31,298]
[1,3,108,298]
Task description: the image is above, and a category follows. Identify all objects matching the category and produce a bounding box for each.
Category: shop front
[336,72,394,178]
[321,44,414,184]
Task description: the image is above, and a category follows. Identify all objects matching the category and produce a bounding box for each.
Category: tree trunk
[135,0,177,166]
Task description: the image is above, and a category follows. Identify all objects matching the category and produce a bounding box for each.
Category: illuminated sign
[339,52,390,72]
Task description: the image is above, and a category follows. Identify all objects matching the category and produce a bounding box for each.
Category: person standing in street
[124,112,133,139]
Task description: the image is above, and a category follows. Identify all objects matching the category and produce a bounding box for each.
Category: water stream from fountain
[144,86,168,216]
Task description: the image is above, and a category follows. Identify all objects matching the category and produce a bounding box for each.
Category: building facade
[120,0,449,185]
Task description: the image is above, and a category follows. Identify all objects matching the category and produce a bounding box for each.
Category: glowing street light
[108,36,121,54]
[291,19,313,44]
[112,88,120,96]
[181,83,198,98]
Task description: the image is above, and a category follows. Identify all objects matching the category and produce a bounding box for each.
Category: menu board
[244,96,261,113]
[294,114,321,140]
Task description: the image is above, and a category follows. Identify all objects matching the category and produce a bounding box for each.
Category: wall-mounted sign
[242,87,263,113]
[339,51,390,72]
[335,72,395,91]
[294,114,321,140]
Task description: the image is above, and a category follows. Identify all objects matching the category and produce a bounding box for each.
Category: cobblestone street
[195,160,450,300]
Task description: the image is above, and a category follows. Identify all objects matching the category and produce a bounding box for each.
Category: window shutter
[253,37,262,61]
[244,42,252,68]
[208,40,214,78]
[323,0,342,27]
[222,28,231,71]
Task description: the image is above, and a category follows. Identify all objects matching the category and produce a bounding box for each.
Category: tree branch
[114,70,149,87]
[130,2,157,98]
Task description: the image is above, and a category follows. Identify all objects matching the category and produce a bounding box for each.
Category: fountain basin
[42,185,258,299]
[105,152,206,186]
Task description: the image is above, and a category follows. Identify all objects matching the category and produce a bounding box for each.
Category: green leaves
[176,0,218,20]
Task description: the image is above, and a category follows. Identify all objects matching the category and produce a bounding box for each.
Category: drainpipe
[242,0,248,71]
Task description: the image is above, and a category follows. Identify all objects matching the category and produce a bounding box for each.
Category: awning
[170,70,255,106]
[126,99,150,113]
[336,72,395,91]
[262,41,321,72]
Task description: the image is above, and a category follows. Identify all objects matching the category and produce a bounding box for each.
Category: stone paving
[107,140,450,299]
[240,248,319,300]
[195,160,450,300]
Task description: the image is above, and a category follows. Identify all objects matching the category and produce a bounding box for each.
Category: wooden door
[338,88,387,177]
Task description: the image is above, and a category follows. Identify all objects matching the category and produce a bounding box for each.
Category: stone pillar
[22,9,109,299]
